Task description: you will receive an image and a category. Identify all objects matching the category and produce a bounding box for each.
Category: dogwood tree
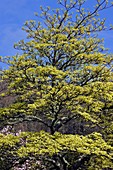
[0,0,113,169]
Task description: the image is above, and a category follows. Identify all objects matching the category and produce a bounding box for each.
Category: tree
[0,0,113,169]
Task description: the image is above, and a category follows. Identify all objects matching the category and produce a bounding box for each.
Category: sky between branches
[0,0,113,69]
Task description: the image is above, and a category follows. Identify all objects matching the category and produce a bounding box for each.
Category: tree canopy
[0,0,113,169]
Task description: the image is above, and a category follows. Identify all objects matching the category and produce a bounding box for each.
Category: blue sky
[0,0,113,68]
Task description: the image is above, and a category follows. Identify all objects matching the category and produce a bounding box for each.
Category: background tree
[0,0,113,169]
